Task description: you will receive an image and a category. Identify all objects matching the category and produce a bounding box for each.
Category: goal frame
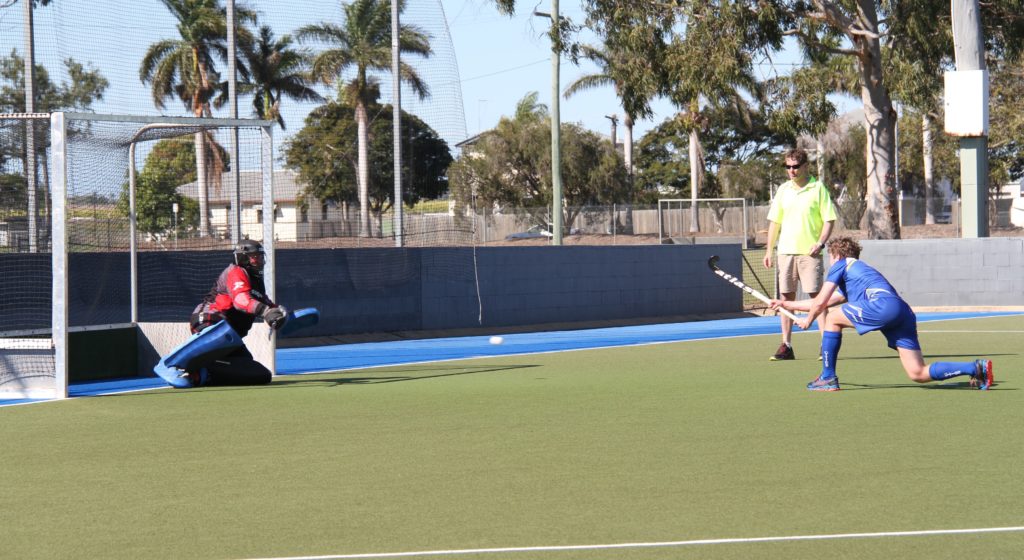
[657,197,750,249]
[26,112,276,399]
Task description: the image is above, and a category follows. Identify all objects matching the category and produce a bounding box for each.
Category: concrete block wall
[859,237,1024,307]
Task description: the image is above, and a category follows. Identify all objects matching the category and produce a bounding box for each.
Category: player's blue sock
[928,361,977,380]
[820,331,842,379]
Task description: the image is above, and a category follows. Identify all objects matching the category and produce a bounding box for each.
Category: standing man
[763,148,837,361]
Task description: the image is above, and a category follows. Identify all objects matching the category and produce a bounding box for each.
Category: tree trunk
[922,113,935,224]
[623,114,634,174]
[194,131,209,237]
[816,138,825,182]
[688,128,701,233]
[856,9,900,239]
[356,100,370,237]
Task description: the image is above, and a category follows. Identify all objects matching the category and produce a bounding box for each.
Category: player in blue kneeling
[771,236,993,392]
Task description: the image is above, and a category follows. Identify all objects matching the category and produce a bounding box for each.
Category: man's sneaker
[807,374,840,391]
[770,343,795,361]
[972,359,993,390]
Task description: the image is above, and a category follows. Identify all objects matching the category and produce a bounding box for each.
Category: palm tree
[140,0,253,238]
[564,44,639,175]
[240,25,323,129]
[298,0,432,237]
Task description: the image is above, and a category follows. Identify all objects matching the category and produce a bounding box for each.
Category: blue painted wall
[275,245,744,336]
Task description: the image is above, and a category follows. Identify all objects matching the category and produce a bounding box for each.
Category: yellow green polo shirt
[767,178,837,255]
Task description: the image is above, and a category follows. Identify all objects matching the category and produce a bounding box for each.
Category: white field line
[240,526,1024,560]
[918,330,1024,333]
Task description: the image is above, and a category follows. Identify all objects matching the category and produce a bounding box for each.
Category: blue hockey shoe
[806,374,840,392]
[972,359,993,390]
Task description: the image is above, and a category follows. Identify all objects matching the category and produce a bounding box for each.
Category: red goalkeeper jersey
[196,264,276,336]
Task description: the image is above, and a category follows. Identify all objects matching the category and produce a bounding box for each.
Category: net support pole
[227,0,242,244]
[128,142,138,324]
[391,0,403,247]
[50,112,69,399]
[24,0,38,253]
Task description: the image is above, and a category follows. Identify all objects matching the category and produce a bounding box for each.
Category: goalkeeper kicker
[154,240,318,388]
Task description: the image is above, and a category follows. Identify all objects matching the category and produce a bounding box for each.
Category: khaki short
[777,254,823,295]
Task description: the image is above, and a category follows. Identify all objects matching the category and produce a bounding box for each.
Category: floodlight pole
[951,0,988,238]
[227,0,242,244]
[391,0,403,247]
[535,4,563,245]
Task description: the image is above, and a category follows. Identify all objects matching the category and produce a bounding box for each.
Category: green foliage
[896,109,960,197]
[298,0,432,106]
[117,138,200,234]
[448,93,627,231]
[763,62,847,139]
[0,51,110,113]
[239,25,323,129]
[989,64,1024,182]
[632,118,690,197]
[0,173,26,213]
[634,100,788,202]
[283,101,453,213]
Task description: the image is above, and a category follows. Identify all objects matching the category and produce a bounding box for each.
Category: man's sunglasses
[784,164,803,170]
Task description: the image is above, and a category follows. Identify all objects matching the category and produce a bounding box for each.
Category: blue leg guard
[278,307,320,337]
[153,321,243,388]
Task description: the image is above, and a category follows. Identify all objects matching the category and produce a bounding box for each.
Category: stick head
[707,255,720,270]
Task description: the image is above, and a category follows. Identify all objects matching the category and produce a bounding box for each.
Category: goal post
[657,198,751,248]
[1,112,275,400]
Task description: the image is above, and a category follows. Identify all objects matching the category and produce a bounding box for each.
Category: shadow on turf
[88,364,542,399]
[837,380,1011,391]
[831,352,1016,361]
[270,363,542,387]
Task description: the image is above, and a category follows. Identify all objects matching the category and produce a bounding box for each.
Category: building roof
[176,169,306,204]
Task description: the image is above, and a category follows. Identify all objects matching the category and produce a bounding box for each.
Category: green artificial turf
[1,315,1022,560]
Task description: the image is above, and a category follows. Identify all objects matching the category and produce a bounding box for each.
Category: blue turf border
[2,312,1019,407]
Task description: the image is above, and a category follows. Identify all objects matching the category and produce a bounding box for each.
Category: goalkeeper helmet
[233,239,265,271]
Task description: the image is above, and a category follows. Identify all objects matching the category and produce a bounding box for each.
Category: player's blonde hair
[827,236,862,259]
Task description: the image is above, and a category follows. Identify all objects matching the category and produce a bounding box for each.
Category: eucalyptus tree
[240,25,323,129]
[448,92,627,232]
[297,0,432,237]
[140,0,255,238]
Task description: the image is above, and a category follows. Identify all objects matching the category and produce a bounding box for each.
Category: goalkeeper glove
[262,305,288,330]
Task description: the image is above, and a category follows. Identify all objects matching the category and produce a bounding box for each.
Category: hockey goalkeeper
[154,240,288,388]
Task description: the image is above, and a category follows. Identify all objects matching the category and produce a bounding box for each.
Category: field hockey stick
[707,255,801,322]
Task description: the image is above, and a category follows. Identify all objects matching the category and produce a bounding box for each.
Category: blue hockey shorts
[840,297,921,351]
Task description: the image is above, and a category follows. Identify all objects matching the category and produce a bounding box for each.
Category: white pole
[24,0,38,253]
[391,0,403,247]
[49,112,68,399]
[227,0,241,244]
